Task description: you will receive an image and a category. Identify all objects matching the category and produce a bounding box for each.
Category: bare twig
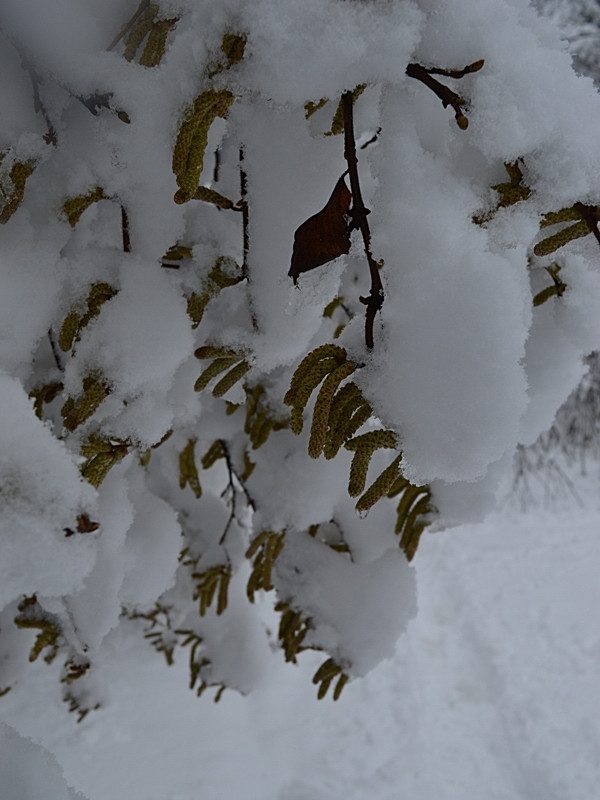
[239,147,260,332]
[239,147,249,281]
[573,202,600,248]
[342,91,383,350]
[121,205,131,252]
[48,329,64,372]
[218,439,255,544]
[406,60,484,129]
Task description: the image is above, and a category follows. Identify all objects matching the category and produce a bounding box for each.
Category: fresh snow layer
[1,0,600,779]
[1,495,598,800]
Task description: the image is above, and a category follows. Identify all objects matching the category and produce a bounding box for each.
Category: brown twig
[218,438,255,544]
[48,329,64,372]
[405,60,484,129]
[342,91,383,350]
[239,147,249,280]
[573,202,600,248]
[121,205,131,252]
[239,147,260,332]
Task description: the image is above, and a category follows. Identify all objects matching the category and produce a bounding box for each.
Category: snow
[0,722,86,800]
[1,2,600,796]
[0,374,97,607]
[1,486,598,800]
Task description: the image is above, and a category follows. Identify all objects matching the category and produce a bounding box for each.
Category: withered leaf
[289,175,352,284]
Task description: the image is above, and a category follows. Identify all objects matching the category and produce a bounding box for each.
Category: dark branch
[239,147,249,281]
[239,147,260,332]
[342,91,383,350]
[48,329,64,372]
[121,205,131,252]
[573,202,600,249]
[405,60,484,129]
[218,439,256,545]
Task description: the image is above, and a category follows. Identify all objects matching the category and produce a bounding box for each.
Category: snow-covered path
[3,490,598,800]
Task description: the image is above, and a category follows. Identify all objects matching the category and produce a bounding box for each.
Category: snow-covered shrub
[1,0,600,711]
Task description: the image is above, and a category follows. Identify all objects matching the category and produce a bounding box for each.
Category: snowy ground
[2,466,599,800]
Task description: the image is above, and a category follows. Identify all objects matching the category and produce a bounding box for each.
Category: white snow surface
[1,2,600,789]
[1,488,598,800]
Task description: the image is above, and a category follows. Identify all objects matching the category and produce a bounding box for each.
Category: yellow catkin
[220,33,246,68]
[345,429,397,452]
[194,356,240,392]
[334,401,372,451]
[14,617,60,663]
[285,356,344,434]
[179,439,202,498]
[0,160,36,224]
[194,344,238,359]
[284,344,347,406]
[533,284,560,307]
[245,529,270,559]
[245,531,285,601]
[201,439,225,469]
[304,97,329,119]
[61,377,109,432]
[217,568,231,615]
[186,292,209,328]
[81,451,121,488]
[193,186,235,208]
[241,450,255,480]
[212,360,250,397]
[138,17,177,67]
[399,493,432,560]
[345,430,397,497]
[280,611,308,663]
[540,205,584,228]
[63,187,108,227]
[394,484,425,535]
[123,2,157,60]
[474,162,530,224]
[312,657,341,685]
[85,282,117,317]
[278,607,299,641]
[250,413,274,450]
[58,283,116,351]
[533,220,590,257]
[327,84,367,135]
[332,673,349,701]
[207,259,242,288]
[172,90,234,202]
[308,361,356,458]
[387,474,409,499]
[347,448,372,497]
[323,296,343,319]
[29,381,63,419]
[355,455,403,513]
[58,311,81,352]
[198,572,219,616]
[323,382,364,459]
[244,384,264,433]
